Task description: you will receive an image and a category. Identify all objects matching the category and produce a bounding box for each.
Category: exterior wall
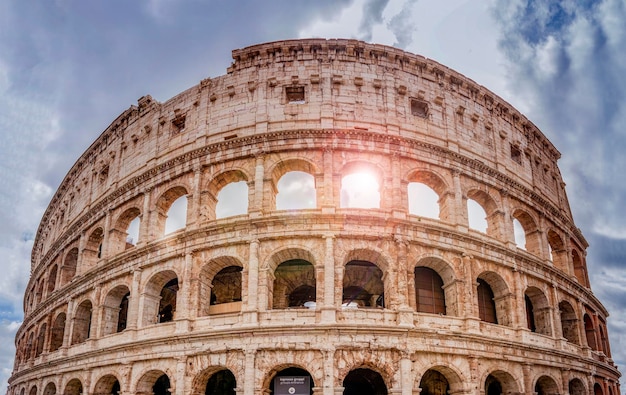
[8,39,620,395]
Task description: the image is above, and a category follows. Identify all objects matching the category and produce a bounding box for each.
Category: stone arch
[339,161,384,209]
[71,299,93,345]
[207,169,250,220]
[511,209,542,255]
[49,311,66,352]
[272,259,316,309]
[569,378,586,395]
[534,375,560,395]
[343,365,389,395]
[483,370,520,395]
[154,185,189,236]
[198,256,244,316]
[83,227,104,271]
[594,383,604,395]
[264,365,316,395]
[35,323,47,357]
[136,370,171,395]
[584,313,599,351]
[270,158,320,211]
[406,169,450,221]
[413,256,457,315]
[477,271,512,326]
[63,378,83,395]
[110,206,142,254]
[343,261,385,309]
[192,366,238,395]
[598,318,611,357]
[559,300,580,344]
[417,364,465,395]
[572,249,589,287]
[101,284,131,335]
[466,189,500,237]
[28,386,36,395]
[547,229,567,271]
[60,247,78,287]
[42,382,56,395]
[46,264,58,295]
[93,373,122,395]
[142,269,179,326]
[524,286,552,336]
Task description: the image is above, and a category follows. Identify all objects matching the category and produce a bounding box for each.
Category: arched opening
[71,300,92,344]
[572,249,589,287]
[101,285,131,336]
[84,227,104,268]
[46,264,58,295]
[164,195,188,234]
[28,387,37,395]
[547,229,566,271]
[584,313,599,351]
[485,375,502,395]
[524,287,552,336]
[35,324,46,357]
[205,369,237,395]
[93,374,121,395]
[559,301,580,344]
[513,218,526,249]
[276,171,317,210]
[419,369,449,395]
[343,261,384,308]
[408,182,439,219]
[272,259,316,309]
[142,271,179,326]
[599,320,611,357]
[208,266,243,315]
[109,208,141,255]
[594,383,604,395]
[414,267,445,314]
[467,199,488,232]
[159,278,179,323]
[49,313,66,352]
[64,379,83,395]
[60,247,78,286]
[155,187,188,236]
[216,181,248,219]
[569,378,586,395]
[268,367,314,395]
[137,371,170,395]
[343,367,387,395]
[340,167,381,209]
[43,382,56,395]
[477,279,497,324]
[535,376,559,395]
[25,332,34,360]
[126,216,140,247]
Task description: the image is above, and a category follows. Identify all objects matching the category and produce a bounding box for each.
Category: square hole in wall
[410,98,429,118]
[510,144,522,165]
[286,86,305,104]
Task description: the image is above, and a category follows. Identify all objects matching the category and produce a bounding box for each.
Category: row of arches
[30,163,589,315]
[15,250,611,366]
[11,362,611,395]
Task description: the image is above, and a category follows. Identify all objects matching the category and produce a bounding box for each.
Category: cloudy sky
[1,0,625,390]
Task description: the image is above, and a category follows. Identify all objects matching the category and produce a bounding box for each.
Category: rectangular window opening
[286,86,305,104]
[510,144,522,165]
[410,98,429,118]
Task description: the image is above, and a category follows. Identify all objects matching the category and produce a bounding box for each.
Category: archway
[205,369,237,395]
[343,368,387,395]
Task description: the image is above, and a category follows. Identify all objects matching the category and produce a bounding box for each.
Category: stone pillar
[522,363,533,395]
[500,190,516,247]
[91,285,102,339]
[322,149,335,213]
[560,369,570,395]
[322,347,335,395]
[250,155,265,216]
[244,349,256,395]
[452,170,467,230]
[244,240,260,324]
[189,166,202,227]
[175,253,194,332]
[401,354,413,395]
[126,269,142,330]
[320,234,336,323]
[62,299,75,351]
[174,357,186,395]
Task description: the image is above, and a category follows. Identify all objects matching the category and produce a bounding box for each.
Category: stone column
[250,155,265,216]
[244,240,260,324]
[522,363,533,395]
[188,166,202,227]
[62,299,75,351]
[244,349,256,395]
[401,354,413,395]
[452,170,467,230]
[174,357,187,395]
[320,234,336,323]
[126,269,142,330]
[322,347,335,395]
[321,149,335,213]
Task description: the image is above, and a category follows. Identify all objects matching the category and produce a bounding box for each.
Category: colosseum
[8,39,621,395]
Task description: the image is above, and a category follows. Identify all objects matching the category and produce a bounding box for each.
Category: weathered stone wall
[9,39,620,395]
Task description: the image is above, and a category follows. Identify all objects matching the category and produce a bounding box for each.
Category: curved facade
[8,39,621,395]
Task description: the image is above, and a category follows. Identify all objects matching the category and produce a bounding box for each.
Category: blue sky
[1,0,625,390]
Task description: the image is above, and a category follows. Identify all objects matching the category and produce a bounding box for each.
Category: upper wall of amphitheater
[32,38,580,270]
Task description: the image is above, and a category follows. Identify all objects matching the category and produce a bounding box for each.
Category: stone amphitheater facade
[8,39,621,395]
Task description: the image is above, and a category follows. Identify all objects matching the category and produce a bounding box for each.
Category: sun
[340,171,381,209]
